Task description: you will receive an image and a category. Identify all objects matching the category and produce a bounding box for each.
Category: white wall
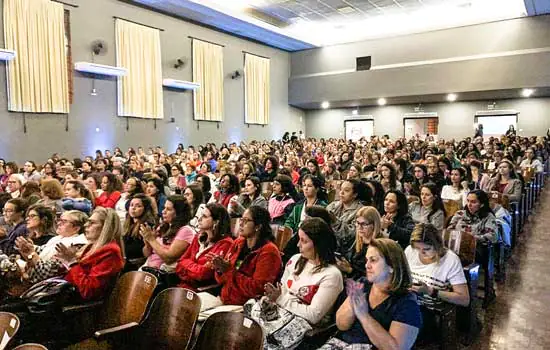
[305,98,550,139]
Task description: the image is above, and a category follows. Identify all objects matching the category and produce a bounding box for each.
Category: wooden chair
[12,344,48,350]
[275,226,293,251]
[443,200,460,227]
[0,312,20,350]
[193,312,263,350]
[133,288,201,350]
[442,230,480,341]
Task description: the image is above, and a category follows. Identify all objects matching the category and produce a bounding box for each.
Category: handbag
[20,278,77,314]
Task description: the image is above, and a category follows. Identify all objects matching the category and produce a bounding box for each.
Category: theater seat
[12,344,48,350]
[193,312,263,350]
[0,312,20,350]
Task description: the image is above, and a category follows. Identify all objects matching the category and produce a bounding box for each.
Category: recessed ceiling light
[321,101,330,109]
[352,109,358,115]
[521,88,535,98]
[447,93,458,102]
[337,6,355,14]
[377,98,387,106]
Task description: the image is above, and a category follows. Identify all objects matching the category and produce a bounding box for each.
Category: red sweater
[64,241,124,301]
[215,237,282,305]
[176,235,233,291]
[95,191,122,209]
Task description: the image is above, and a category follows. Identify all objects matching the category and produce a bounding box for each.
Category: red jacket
[95,191,122,209]
[215,237,282,305]
[176,235,233,291]
[64,241,124,301]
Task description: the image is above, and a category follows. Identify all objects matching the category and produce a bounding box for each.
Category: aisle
[472,185,550,349]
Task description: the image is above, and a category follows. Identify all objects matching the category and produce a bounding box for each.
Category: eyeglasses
[241,217,254,225]
[355,220,372,229]
[58,219,74,225]
[2,209,14,213]
[27,214,39,219]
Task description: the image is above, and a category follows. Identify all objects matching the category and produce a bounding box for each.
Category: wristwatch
[27,252,37,261]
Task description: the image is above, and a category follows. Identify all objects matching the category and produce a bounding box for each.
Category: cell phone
[334,252,343,258]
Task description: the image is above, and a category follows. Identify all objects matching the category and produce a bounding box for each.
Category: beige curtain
[244,53,270,125]
[192,39,224,121]
[4,0,69,113]
[116,19,163,119]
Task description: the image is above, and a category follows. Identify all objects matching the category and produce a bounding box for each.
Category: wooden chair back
[12,344,48,350]
[194,312,263,350]
[522,167,535,183]
[443,200,461,226]
[275,226,293,251]
[139,288,201,349]
[443,230,477,266]
[261,182,273,199]
[0,312,20,350]
[96,271,158,331]
[490,191,510,210]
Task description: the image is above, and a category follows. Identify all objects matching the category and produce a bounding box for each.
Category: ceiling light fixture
[447,93,458,102]
[521,88,535,98]
[377,98,387,106]
[352,109,358,115]
[321,101,330,109]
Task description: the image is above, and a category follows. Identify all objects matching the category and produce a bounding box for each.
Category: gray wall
[289,16,550,108]
[0,0,304,163]
[305,97,550,140]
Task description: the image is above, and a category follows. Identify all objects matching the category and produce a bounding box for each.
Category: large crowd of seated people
[0,127,548,349]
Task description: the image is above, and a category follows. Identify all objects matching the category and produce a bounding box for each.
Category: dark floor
[467,186,550,350]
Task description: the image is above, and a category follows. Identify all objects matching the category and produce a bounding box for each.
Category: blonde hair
[355,206,382,253]
[79,207,124,259]
[62,210,89,235]
[409,223,446,263]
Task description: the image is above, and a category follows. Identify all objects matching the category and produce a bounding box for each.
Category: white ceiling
[197,0,528,46]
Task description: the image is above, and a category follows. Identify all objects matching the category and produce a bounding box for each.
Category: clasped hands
[205,252,230,274]
[346,279,369,318]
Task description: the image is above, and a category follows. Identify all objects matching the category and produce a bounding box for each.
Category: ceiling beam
[524,0,550,16]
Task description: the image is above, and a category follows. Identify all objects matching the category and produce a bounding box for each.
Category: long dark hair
[294,217,336,275]
[466,190,493,219]
[365,180,385,212]
[159,195,192,243]
[301,174,327,202]
[380,163,398,189]
[241,176,261,207]
[123,194,157,238]
[384,190,409,218]
[247,205,274,246]
[221,173,240,195]
[197,174,211,193]
[186,184,204,213]
[420,182,446,222]
[200,203,231,244]
[346,179,372,205]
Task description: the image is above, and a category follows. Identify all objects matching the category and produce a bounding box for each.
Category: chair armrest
[94,322,140,341]
[61,300,104,314]
[197,284,221,292]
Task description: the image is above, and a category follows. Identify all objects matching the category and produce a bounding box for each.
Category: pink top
[268,197,295,220]
[147,225,195,268]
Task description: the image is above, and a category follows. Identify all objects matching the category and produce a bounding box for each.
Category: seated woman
[145,177,167,217]
[408,164,428,197]
[0,198,28,255]
[327,179,370,255]
[406,223,470,343]
[62,180,93,215]
[16,210,88,284]
[122,194,157,270]
[184,184,207,233]
[268,174,296,225]
[447,190,498,244]
[320,238,422,350]
[381,190,415,250]
[96,173,122,209]
[484,160,522,202]
[200,206,282,309]
[258,156,279,183]
[249,217,343,348]
[195,174,213,204]
[379,163,403,193]
[25,204,56,246]
[54,207,125,300]
[441,168,469,208]
[406,223,470,307]
[36,179,64,217]
[176,203,233,290]
[284,175,327,234]
[115,177,144,225]
[468,160,490,191]
[409,183,446,231]
[335,206,383,280]
[228,176,267,218]
[168,163,187,195]
[139,195,195,272]
[519,147,544,173]
[210,173,240,208]
[346,162,362,181]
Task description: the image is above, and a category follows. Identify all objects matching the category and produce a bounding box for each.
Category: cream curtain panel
[4,0,69,113]
[116,19,163,119]
[244,53,270,125]
[192,39,224,121]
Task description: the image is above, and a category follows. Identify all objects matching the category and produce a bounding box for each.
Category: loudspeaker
[356,56,372,71]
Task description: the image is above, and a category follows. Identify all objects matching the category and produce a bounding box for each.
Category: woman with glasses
[24,204,56,246]
[16,210,88,284]
[53,207,124,300]
[335,206,383,280]
[139,195,195,271]
[176,203,233,290]
[168,163,187,195]
[0,198,28,255]
[199,206,282,309]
